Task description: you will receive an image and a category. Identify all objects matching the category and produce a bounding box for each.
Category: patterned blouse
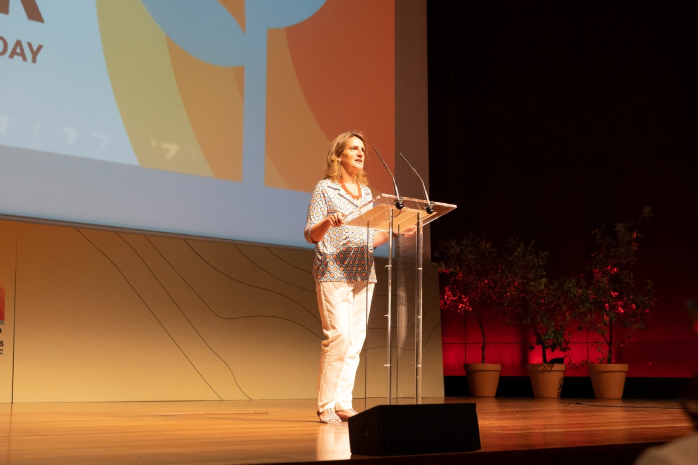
[304,179,377,283]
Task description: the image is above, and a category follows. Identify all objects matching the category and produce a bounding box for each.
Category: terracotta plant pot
[527,363,566,398]
[464,363,502,397]
[588,363,629,399]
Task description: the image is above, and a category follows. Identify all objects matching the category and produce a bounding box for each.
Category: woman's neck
[340,168,357,185]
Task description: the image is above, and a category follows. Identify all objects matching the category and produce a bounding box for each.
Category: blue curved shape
[248,0,326,29]
[141,0,247,66]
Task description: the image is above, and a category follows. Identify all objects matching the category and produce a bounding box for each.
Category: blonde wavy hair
[324,131,368,185]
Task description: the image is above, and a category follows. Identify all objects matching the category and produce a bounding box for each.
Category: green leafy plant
[437,233,501,364]
[576,207,657,364]
[501,240,575,364]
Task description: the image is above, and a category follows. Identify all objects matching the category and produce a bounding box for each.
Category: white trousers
[316,281,375,412]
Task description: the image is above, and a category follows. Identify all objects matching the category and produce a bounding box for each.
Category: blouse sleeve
[369,229,378,250]
[360,193,379,250]
[304,183,327,244]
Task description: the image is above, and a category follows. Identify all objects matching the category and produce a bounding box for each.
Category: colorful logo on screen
[96,0,394,192]
[0,0,45,65]
[0,285,5,325]
[0,0,44,23]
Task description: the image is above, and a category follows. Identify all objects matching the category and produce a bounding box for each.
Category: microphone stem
[399,152,434,214]
[374,148,403,209]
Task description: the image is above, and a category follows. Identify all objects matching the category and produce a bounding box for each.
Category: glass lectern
[345,194,456,404]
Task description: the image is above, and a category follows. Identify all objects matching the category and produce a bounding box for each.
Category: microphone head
[395,199,404,210]
[426,204,434,215]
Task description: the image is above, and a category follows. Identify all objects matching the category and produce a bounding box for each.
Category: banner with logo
[0,221,15,403]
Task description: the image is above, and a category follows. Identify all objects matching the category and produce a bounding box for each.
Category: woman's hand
[401,225,418,237]
[373,224,419,248]
[310,212,345,243]
[326,212,345,228]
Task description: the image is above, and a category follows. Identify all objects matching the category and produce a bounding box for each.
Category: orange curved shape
[218,0,245,33]
[167,38,244,182]
[265,29,331,192]
[284,0,395,193]
[97,0,213,177]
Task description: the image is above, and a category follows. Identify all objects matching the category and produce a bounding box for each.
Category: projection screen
[0,0,429,250]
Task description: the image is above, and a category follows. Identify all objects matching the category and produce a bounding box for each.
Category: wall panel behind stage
[0,220,443,402]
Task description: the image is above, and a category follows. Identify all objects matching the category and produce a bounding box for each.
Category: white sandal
[317,408,341,424]
[335,408,358,422]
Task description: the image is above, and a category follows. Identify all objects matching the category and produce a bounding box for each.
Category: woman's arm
[372,225,418,248]
[305,185,333,244]
[309,213,345,243]
[373,230,391,248]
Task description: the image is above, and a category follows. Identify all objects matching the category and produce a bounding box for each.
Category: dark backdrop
[427,0,698,379]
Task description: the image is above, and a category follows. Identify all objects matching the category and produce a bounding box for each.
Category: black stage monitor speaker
[348,403,481,456]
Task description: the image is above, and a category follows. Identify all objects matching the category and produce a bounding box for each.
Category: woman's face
[339,136,365,176]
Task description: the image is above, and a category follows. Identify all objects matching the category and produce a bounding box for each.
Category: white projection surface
[0,0,428,250]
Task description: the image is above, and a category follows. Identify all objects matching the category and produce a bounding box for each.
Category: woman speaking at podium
[304,131,392,424]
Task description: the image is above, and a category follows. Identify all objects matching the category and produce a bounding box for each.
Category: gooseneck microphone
[398,152,434,214]
[374,148,403,210]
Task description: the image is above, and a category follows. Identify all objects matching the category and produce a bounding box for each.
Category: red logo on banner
[0,286,5,324]
[0,0,44,23]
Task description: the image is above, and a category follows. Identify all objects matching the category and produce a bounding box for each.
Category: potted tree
[502,240,574,398]
[521,278,578,398]
[576,207,657,398]
[438,233,503,397]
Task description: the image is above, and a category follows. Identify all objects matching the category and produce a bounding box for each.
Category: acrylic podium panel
[346,194,456,404]
[345,194,456,231]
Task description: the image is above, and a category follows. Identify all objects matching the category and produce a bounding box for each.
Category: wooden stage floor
[0,398,693,464]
